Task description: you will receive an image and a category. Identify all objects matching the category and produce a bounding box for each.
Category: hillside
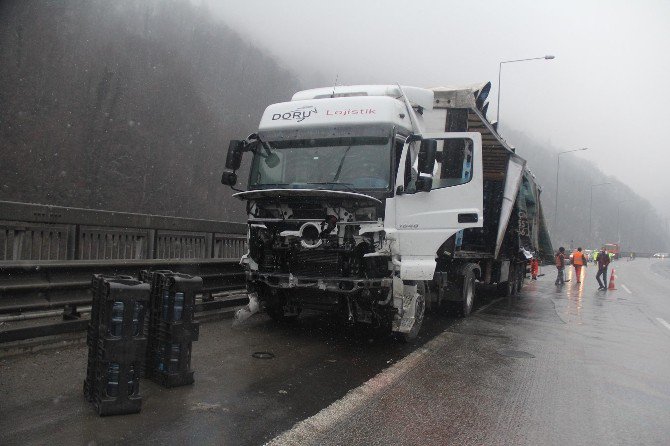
[0,0,299,221]
[0,0,666,252]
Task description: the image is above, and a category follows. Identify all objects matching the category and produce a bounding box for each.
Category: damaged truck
[221,83,553,340]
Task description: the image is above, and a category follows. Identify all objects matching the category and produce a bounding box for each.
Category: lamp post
[496,55,555,126]
[589,182,611,241]
[554,147,589,231]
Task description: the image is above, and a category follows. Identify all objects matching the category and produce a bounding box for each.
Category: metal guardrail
[0,201,249,343]
[0,259,245,314]
[0,200,246,262]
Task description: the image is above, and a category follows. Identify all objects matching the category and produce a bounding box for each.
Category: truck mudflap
[247,271,392,294]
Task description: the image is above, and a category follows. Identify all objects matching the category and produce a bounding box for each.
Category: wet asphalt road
[272,259,670,445]
[0,292,471,445]
[1,259,670,445]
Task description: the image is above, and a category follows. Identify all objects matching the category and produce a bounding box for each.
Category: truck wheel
[397,281,426,342]
[497,265,517,297]
[455,268,476,317]
[497,280,513,297]
[516,265,525,292]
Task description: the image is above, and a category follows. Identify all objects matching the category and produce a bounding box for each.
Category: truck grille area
[289,250,341,277]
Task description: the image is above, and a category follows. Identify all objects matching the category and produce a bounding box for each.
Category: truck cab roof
[291,85,434,110]
[258,95,413,134]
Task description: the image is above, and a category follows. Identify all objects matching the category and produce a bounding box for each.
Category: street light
[554,147,589,231]
[496,55,555,126]
[589,182,612,240]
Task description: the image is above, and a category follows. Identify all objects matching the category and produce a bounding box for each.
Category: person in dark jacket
[596,247,611,290]
[555,247,566,286]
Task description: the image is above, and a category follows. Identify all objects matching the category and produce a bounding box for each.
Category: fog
[207,0,670,220]
[1,0,668,251]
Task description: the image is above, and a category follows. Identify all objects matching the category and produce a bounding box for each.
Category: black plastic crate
[156,273,202,324]
[92,360,142,416]
[96,285,149,336]
[145,271,175,378]
[84,274,137,401]
[85,277,150,415]
[138,269,173,375]
[96,337,148,362]
[145,272,202,385]
[150,340,195,388]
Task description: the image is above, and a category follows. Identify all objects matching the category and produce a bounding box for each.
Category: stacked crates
[84,276,150,416]
[138,269,173,377]
[146,272,201,388]
[84,274,133,401]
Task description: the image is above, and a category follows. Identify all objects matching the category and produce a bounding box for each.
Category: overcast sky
[205,0,670,218]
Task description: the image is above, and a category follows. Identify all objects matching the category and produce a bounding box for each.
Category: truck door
[390,132,483,267]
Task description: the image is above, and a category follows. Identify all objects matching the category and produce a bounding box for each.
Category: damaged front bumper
[247,271,392,293]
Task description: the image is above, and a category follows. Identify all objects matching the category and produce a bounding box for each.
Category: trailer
[221,83,553,340]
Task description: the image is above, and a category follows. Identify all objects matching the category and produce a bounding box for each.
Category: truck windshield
[249,136,391,190]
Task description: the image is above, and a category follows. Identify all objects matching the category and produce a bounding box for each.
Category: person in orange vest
[530,257,539,280]
[572,247,587,283]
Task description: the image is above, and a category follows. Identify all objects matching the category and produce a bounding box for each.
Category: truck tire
[497,280,513,297]
[454,267,476,317]
[516,264,526,293]
[456,268,476,317]
[397,281,426,342]
[497,264,516,297]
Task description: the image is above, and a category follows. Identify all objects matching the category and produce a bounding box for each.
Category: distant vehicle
[604,243,620,259]
[652,252,669,258]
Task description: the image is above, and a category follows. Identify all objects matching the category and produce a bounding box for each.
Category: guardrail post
[67,224,78,260]
[200,232,215,302]
[63,304,81,320]
[206,233,214,259]
[147,229,156,260]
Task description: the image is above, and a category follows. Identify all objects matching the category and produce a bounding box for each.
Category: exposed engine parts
[246,198,387,280]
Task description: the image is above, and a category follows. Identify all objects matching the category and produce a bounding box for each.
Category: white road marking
[621,284,632,294]
[267,332,447,445]
[268,296,506,445]
[657,318,670,332]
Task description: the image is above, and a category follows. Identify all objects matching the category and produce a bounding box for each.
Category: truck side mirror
[221,171,238,186]
[416,174,433,192]
[418,139,437,174]
[414,140,436,192]
[225,140,245,170]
